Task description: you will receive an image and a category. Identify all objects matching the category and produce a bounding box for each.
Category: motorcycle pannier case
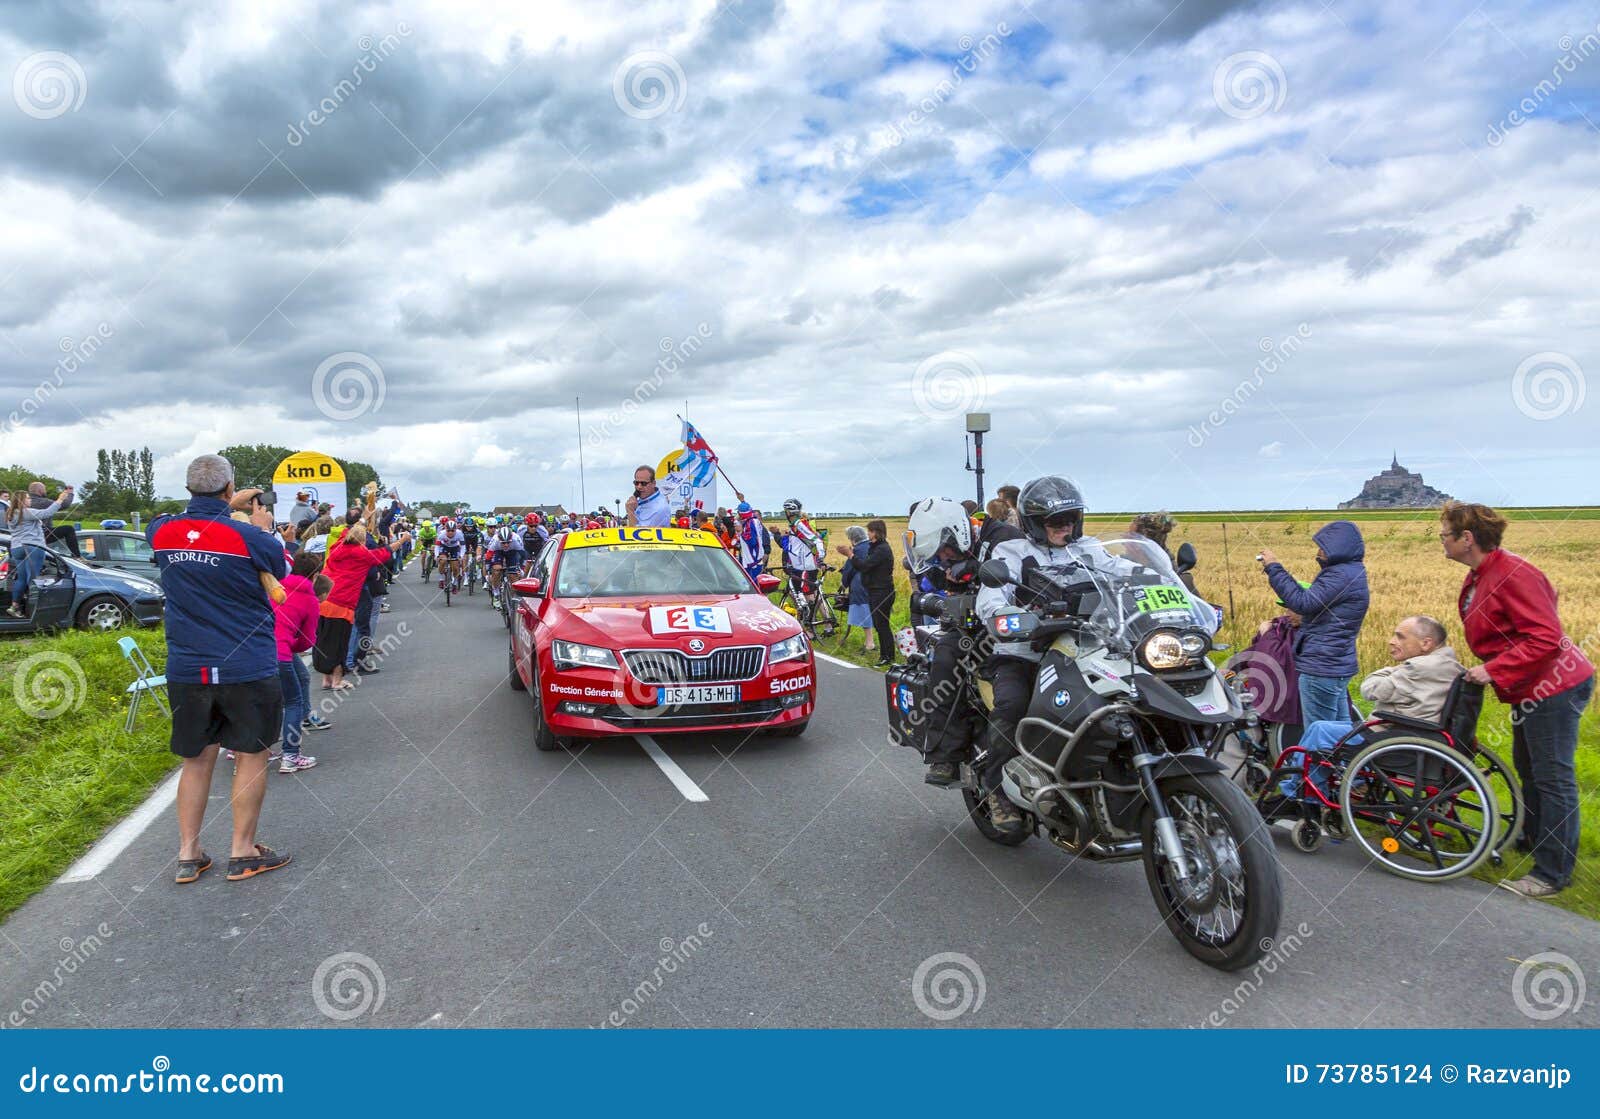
[885,663,930,752]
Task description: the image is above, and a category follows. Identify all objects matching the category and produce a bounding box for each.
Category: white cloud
[1,0,1595,512]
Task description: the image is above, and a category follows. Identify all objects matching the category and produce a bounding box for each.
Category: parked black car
[0,533,165,633]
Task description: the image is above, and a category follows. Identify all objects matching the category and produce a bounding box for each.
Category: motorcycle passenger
[904,498,987,788]
[977,497,1023,561]
[974,476,1089,832]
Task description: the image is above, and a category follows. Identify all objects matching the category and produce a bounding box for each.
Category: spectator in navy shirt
[149,454,291,885]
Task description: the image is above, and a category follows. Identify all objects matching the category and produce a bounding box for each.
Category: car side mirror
[977,559,1011,588]
[512,577,542,596]
[1175,542,1197,573]
[755,573,780,593]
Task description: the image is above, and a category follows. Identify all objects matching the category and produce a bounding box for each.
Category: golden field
[809,509,1600,918]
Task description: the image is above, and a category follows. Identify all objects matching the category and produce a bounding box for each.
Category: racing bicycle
[773,563,838,639]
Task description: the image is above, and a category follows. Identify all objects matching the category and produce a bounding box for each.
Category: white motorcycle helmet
[904,497,974,574]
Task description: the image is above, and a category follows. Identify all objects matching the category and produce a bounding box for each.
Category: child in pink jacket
[274,553,326,773]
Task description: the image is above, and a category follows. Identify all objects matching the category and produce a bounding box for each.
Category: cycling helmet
[904,497,975,574]
[585,519,600,529]
[524,513,537,526]
[1018,476,1087,546]
[782,498,802,518]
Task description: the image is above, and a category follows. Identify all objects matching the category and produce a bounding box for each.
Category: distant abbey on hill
[1339,454,1453,509]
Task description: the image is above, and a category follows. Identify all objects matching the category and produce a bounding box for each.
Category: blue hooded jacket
[1265,520,1369,679]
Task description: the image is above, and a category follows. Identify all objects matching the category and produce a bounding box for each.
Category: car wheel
[768,719,808,738]
[507,640,526,692]
[529,660,565,752]
[76,596,130,631]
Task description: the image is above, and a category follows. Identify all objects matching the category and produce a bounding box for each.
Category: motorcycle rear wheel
[962,787,1031,846]
[1141,772,1282,972]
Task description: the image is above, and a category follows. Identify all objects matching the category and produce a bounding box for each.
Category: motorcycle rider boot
[924,761,959,787]
[986,791,1023,831]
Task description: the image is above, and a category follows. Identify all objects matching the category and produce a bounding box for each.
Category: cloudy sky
[1,0,1596,513]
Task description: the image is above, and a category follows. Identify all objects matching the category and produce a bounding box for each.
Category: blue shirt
[148,496,287,684]
[633,488,673,527]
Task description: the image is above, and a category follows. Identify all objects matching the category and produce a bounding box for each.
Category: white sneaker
[279,754,318,774]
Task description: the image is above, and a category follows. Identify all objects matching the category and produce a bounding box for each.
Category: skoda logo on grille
[688,638,705,653]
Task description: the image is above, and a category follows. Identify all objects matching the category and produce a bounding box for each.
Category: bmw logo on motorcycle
[1052,689,1068,707]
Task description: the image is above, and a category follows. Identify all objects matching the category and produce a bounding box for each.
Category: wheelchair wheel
[1468,744,1524,863]
[1291,819,1323,853]
[1341,737,1497,881]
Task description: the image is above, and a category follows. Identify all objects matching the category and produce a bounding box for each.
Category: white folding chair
[117,635,170,732]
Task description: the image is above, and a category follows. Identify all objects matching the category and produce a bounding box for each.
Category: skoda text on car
[507,526,815,750]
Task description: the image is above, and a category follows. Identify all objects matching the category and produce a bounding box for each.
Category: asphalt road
[2,572,1596,1029]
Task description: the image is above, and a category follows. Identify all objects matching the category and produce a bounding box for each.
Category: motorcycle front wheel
[1141,772,1282,972]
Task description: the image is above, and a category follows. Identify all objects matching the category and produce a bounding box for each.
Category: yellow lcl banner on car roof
[563,527,723,549]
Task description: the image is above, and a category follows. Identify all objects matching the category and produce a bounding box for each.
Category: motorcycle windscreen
[1065,535,1219,642]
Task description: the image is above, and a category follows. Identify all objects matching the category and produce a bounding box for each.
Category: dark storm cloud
[1,8,552,203]
[1434,205,1535,277]
[1066,0,1264,49]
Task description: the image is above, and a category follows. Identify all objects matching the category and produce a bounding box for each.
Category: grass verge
[0,629,176,922]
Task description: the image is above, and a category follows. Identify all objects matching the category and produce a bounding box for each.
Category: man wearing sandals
[149,454,292,884]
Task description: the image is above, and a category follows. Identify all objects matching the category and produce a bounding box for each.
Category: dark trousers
[924,627,983,766]
[278,657,309,757]
[1512,675,1594,888]
[978,656,1035,794]
[346,591,375,669]
[868,590,895,663]
[45,524,81,558]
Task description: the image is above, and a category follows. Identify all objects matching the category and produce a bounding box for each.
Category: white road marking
[634,735,709,802]
[59,768,183,882]
[813,651,866,670]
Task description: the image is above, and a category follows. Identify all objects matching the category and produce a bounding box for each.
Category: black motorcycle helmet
[1018,475,1087,546]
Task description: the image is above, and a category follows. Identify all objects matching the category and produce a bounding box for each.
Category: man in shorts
[148,454,292,884]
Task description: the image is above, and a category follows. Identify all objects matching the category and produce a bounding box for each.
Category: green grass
[0,629,176,922]
[789,574,1600,924]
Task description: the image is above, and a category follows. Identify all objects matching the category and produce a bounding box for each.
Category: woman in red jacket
[313,523,395,691]
[1442,501,1594,898]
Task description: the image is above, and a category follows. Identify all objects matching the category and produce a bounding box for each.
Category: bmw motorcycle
[886,536,1281,971]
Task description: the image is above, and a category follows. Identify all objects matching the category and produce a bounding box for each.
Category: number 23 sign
[648,605,732,634]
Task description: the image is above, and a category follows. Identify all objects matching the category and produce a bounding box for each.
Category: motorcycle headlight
[1140,631,1186,670]
[768,634,808,665]
[1139,629,1209,670]
[551,640,618,671]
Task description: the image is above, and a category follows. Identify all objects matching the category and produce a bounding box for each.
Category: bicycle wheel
[1340,737,1496,881]
[811,590,837,637]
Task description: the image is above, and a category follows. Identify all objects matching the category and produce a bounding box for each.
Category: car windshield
[555,544,752,598]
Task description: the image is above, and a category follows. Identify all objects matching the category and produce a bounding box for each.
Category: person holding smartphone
[5,481,74,617]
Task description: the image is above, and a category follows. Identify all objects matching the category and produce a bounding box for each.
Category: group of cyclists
[402,492,836,624]
[415,511,578,606]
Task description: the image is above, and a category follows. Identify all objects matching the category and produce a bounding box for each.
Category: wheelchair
[1220,675,1523,882]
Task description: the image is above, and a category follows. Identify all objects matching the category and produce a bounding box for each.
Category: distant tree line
[2,444,384,520]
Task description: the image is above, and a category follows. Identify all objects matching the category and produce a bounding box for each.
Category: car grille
[622,646,765,684]
[578,698,787,728]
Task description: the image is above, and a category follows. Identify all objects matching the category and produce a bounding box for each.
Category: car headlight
[1140,629,1209,670]
[768,634,808,665]
[551,640,618,670]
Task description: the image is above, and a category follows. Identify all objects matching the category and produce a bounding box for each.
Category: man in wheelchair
[1282,614,1461,795]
